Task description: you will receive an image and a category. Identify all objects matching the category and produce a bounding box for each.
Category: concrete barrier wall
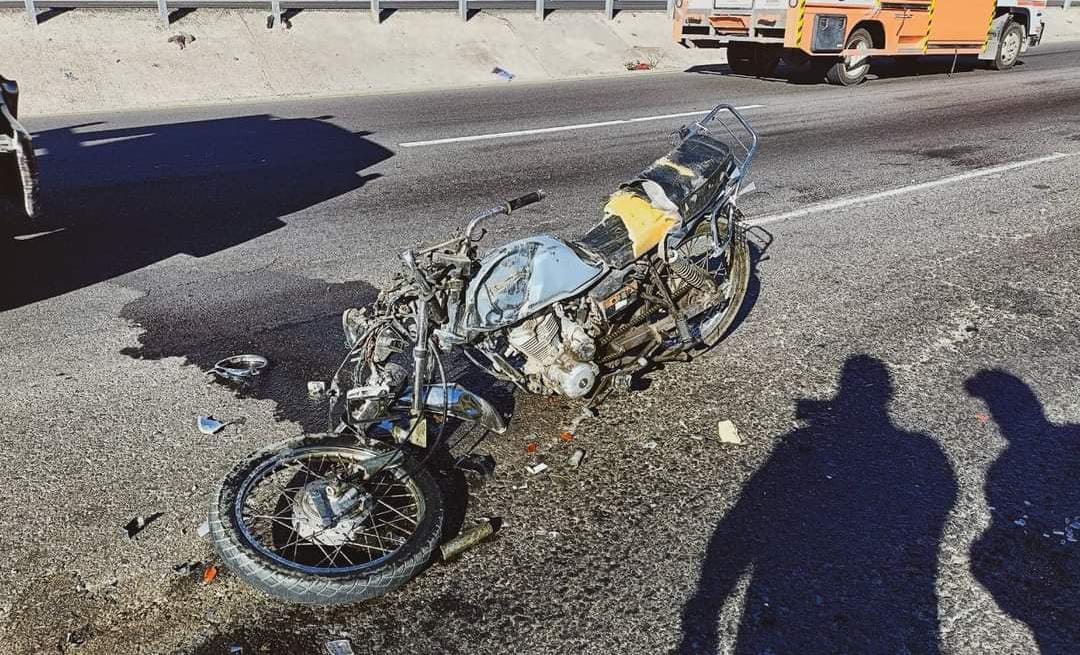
[2,7,1078,117]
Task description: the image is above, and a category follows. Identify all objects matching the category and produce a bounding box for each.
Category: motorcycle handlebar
[507,190,545,212]
[465,189,546,240]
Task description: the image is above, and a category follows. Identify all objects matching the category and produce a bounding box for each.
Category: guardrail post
[459,0,467,21]
[371,0,380,22]
[536,0,543,20]
[157,0,169,25]
[23,0,37,24]
[604,0,614,20]
[270,0,281,28]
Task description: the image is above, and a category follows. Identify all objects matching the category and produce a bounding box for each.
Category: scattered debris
[975,413,990,423]
[229,646,243,655]
[124,512,164,539]
[202,565,219,584]
[717,420,743,445]
[560,431,575,442]
[440,520,497,561]
[167,33,196,50]
[211,354,269,385]
[526,441,539,454]
[641,440,658,450]
[65,624,94,647]
[1014,517,1028,527]
[172,560,202,577]
[197,520,211,540]
[325,639,356,655]
[307,380,327,398]
[456,453,496,478]
[526,462,549,476]
[197,416,226,435]
[567,448,586,468]
[197,415,246,435]
[624,60,655,71]
[492,67,515,81]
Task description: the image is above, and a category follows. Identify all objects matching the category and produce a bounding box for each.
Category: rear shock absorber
[668,255,717,294]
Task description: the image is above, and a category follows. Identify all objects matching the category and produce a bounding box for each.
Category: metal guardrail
[3,0,673,25]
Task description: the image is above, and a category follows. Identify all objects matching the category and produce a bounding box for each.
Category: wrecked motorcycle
[209,104,758,604]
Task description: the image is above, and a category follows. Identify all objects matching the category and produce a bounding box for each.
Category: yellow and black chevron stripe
[982,0,998,52]
[923,0,937,54]
[795,0,807,48]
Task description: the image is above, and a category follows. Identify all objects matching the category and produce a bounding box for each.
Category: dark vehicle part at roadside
[0,76,39,219]
[210,103,758,605]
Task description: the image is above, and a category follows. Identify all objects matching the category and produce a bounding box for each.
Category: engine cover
[506,309,599,398]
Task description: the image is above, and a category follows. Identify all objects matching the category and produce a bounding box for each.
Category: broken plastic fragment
[202,565,218,584]
[526,441,539,454]
[568,448,586,468]
[197,520,211,540]
[325,640,356,655]
[124,512,163,539]
[526,462,549,476]
[717,420,742,444]
[492,67,515,81]
[308,380,327,397]
[560,431,575,442]
[197,416,226,435]
[642,440,658,450]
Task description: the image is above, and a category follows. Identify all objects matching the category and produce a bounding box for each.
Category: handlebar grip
[507,190,545,212]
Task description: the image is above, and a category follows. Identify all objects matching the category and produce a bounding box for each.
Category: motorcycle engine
[506,305,600,398]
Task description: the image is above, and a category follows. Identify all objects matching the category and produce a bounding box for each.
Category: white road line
[399,105,766,148]
[748,152,1077,227]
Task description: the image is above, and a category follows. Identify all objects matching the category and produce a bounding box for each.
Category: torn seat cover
[577,132,734,267]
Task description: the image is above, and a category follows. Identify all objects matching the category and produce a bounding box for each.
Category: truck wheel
[992,20,1024,71]
[825,28,873,86]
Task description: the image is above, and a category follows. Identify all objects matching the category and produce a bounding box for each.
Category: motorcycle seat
[576,132,735,268]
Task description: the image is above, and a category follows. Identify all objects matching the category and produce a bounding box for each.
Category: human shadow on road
[680,355,957,654]
[966,370,1080,654]
[0,114,392,310]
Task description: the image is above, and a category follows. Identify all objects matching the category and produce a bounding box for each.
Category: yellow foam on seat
[603,190,680,258]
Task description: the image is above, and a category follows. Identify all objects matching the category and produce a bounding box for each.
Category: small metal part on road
[210,354,269,384]
[440,520,497,561]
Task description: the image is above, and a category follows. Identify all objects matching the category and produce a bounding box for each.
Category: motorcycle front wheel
[209,433,444,605]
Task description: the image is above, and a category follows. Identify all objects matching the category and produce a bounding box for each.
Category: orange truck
[673,0,1048,85]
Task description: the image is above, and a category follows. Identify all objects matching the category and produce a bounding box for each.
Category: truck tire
[991,20,1024,71]
[825,28,873,86]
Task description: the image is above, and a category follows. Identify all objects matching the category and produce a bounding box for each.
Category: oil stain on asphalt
[119,269,378,432]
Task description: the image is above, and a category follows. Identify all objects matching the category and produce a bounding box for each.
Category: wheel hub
[291,479,374,547]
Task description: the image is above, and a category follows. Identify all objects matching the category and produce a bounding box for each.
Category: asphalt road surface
[2,45,1080,654]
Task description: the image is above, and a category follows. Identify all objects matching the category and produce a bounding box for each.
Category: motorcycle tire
[209,433,444,605]
[672,219,752,349]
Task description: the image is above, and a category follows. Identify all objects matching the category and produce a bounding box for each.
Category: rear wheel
[992,20,1024,71]
[825,27,873,86]
[666,215,751,348]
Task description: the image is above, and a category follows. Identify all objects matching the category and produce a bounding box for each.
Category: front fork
[410,299,431,417]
